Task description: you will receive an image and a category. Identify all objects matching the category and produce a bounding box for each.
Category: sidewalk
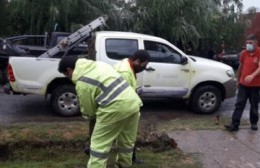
[168,128,260,168]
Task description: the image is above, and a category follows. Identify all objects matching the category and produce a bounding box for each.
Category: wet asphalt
[0,84,249,124]
[169,129,260,168]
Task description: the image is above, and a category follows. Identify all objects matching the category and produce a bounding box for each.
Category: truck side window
[106,39,138,60]
[11,37,45,47]
[56,36,67,45]
[144,41,182,64]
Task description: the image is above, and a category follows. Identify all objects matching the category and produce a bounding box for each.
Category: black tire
[51,85,80,117]
[190,85,222,114]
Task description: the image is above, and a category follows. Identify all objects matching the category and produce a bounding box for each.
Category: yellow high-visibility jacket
[72,58,142,124]
[114,58,136,89]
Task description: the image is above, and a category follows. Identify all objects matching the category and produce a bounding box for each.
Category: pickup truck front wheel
[51,85,80,117]
[190,85,221,114]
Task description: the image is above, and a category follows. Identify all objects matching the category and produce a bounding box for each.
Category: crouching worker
[58,56,142,168]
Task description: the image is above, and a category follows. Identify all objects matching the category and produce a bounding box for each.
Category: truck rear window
[105,39,138,60]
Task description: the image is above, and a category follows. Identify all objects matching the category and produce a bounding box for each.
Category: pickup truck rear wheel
[51,85,80,117]
[190,85,221,114]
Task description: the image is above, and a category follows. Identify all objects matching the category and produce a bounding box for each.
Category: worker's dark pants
[232,85,259,127]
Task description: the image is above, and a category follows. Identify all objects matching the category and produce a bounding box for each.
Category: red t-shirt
[239,47,260,87]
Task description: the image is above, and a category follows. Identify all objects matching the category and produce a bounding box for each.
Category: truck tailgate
[8,57,63,95]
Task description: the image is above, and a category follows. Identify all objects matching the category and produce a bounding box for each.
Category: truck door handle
[181,69,189,73]
[146,67,155,71]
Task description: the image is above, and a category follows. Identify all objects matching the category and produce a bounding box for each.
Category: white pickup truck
[4,18,237,116]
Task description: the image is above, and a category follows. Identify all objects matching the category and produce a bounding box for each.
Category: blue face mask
[246,44,254,51]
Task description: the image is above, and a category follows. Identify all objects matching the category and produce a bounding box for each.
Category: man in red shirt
[225,34,260,132]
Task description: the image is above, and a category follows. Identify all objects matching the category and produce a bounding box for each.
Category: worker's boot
[132,158,144,164]
[132,146,144,164]
[251,124,258,131]
[224,124,239,132]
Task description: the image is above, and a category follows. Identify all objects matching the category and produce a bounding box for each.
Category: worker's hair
[247,34,257,40]
[129,49,150,62]
[58,55,79,73]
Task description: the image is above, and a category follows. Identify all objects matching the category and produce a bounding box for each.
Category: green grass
[1,147,202,168]
[3,115,247,168]
[0,122,88,144]
[0,121,203,168]
[156,115,249,132]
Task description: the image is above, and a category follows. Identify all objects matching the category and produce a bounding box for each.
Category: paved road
[0,84,250,125]
[0,86,83,125]
[0,89,193,125]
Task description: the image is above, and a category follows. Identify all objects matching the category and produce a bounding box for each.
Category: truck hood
[188,55,232,70]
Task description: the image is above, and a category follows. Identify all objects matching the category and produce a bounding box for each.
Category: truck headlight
[226,69,235,78]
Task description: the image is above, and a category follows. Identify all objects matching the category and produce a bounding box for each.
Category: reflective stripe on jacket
[72,58,142,124]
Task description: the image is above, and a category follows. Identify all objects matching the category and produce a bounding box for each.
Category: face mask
[134,64,146,73]
[246,44,254,52]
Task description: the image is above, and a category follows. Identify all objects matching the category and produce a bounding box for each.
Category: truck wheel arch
[46,77,74,95]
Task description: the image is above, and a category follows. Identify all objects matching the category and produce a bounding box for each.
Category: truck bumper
[223,78,237,98]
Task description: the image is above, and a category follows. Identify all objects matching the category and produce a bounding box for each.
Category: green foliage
[6,0,119,35]
[1,0,254,54]
[113,0,249,54]
[0,0,10,36]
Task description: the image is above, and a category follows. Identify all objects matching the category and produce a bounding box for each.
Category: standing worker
[114,50,150,89]
[225,34,260,132]
[58,56,142,168]
[114,49,150,163]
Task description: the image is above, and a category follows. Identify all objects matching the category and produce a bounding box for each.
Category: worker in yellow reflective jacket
[114,50,150,89]
[58,56,142,168]
[114,49,150,164]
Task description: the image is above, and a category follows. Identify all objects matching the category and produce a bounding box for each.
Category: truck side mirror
[181,56,188,65]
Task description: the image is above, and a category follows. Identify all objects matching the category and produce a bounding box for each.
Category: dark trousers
[232,84,259,127]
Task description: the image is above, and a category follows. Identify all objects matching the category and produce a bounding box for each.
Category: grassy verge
[2,115,247,168]
[0,121,202,168]
[156,115,249,132]
[1,147,201,168]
